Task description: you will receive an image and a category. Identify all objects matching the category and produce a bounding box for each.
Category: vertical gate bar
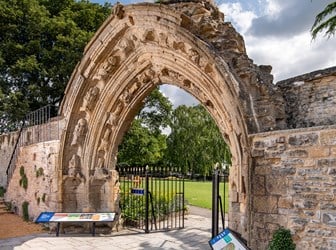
[170,167,173,229]
[212,169,219,238]
[163,166,166,229]
[175,168,177,229]
[145,166,149,233]
[182,175,185,228]
[158,166,161,230]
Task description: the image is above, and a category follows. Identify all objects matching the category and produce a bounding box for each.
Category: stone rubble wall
[0,131,19,187]
[277,67,336,129]
[0,118,64,188]
[250,126,336,250]
[4,140,60,220]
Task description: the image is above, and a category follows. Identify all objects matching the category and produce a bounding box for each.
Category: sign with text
[131,188,145,195]
[209,228,249,250]
[36,212,115,223]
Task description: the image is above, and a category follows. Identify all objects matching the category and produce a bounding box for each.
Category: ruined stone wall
[250,126,336,250]
[0,131,19,187]
[278,67,336,129]
[4,140,60,220]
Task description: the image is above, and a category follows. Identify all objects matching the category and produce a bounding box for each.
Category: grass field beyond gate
[184,181,229,212]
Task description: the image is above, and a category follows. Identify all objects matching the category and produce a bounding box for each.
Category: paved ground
[0,207,223,250]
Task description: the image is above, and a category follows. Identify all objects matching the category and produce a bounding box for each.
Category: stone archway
[58,1,282,243]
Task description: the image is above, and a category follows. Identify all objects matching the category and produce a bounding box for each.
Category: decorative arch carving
[58,2,262,241]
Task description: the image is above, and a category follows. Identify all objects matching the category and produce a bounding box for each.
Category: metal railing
[117,165,185,233]
[6,105,59,185]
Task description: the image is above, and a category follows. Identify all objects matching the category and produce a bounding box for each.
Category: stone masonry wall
[4,140,60,220]
[0,131,19,187]
[277,66,336,129]
[250,126,336,250]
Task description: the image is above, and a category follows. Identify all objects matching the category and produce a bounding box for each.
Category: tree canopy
[311,1,336,39]
[0,0,111,132]
[165,105,231,178]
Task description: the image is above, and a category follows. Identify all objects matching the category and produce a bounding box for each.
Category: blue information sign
[131,188,145,195]
[209,228,248,250]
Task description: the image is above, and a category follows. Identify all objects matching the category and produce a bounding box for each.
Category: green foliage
[268,227,296,250]
[138,87,173,135]
[118,87,173,166]
[22,201,29,221]
[120,191,185,226]
[19,166,28,190]
[19,166,25,176]
[35,167,44,178]
[42,193,46,202]
[165,105,231,178]
[311,2,336,39]
[0,186,5,197]
[0,0,111,132]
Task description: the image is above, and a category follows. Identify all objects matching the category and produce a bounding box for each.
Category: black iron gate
[117,165,185,232]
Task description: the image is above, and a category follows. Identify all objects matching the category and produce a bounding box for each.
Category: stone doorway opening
[59,1,251,242]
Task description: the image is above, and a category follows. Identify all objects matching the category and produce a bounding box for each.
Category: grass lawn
[184,181,229,212]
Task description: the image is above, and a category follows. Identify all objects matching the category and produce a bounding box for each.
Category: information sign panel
[209,228,248,250]
[36,212,115,223]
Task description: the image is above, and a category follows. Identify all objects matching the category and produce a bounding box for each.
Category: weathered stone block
[309,147,330,158]
[321,131,336,146]
[288,133,318,146]
[253,175,266,195]
[287,149,308,158]
[266,176,287,195]
[254,196,278,213]
[322,212,336,227]
[278,197,293,209]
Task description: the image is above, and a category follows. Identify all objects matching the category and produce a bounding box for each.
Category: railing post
[212,168,219,238]
[145,165,149,233]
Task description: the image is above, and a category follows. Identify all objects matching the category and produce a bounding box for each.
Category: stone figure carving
[159,33,169,47]
[189,49,200,65]
[113,2,124,19]
[129,80,142,96]
[143,30,156,42]
[118,38,134,61]
[80,87,99,112]
[93,56,120,82]
[107,102,124,127]
[98,128,111,153]
[67,154,83,179]
[139,68,156,84]
[173,41,186,53]
[71,118,87,146]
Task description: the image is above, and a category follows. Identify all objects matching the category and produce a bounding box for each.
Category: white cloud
[219,3,256,33]
[159,84,199,109]
[220,0,336,82]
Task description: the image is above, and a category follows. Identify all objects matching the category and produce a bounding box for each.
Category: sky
[91,0,336,108]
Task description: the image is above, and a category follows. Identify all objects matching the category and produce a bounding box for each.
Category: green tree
[138,87,173,135]
[0,0,111,132]
[311,1,336,39]
[118,87,173,166]
[117,119,167,166]
[165,105,230,179]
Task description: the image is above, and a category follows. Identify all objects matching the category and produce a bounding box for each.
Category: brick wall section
[4,140,60,220]
[250,126,336,250]
[277,67,336,129]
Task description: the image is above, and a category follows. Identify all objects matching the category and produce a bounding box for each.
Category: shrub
[36,167,44,178]
[269,227,296,250]
[0,186,5,197]
[22,201,29,221]
[42,193,46,202]
[19,166,28,190]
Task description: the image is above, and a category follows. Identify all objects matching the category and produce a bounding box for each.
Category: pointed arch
[58,3,251,239]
